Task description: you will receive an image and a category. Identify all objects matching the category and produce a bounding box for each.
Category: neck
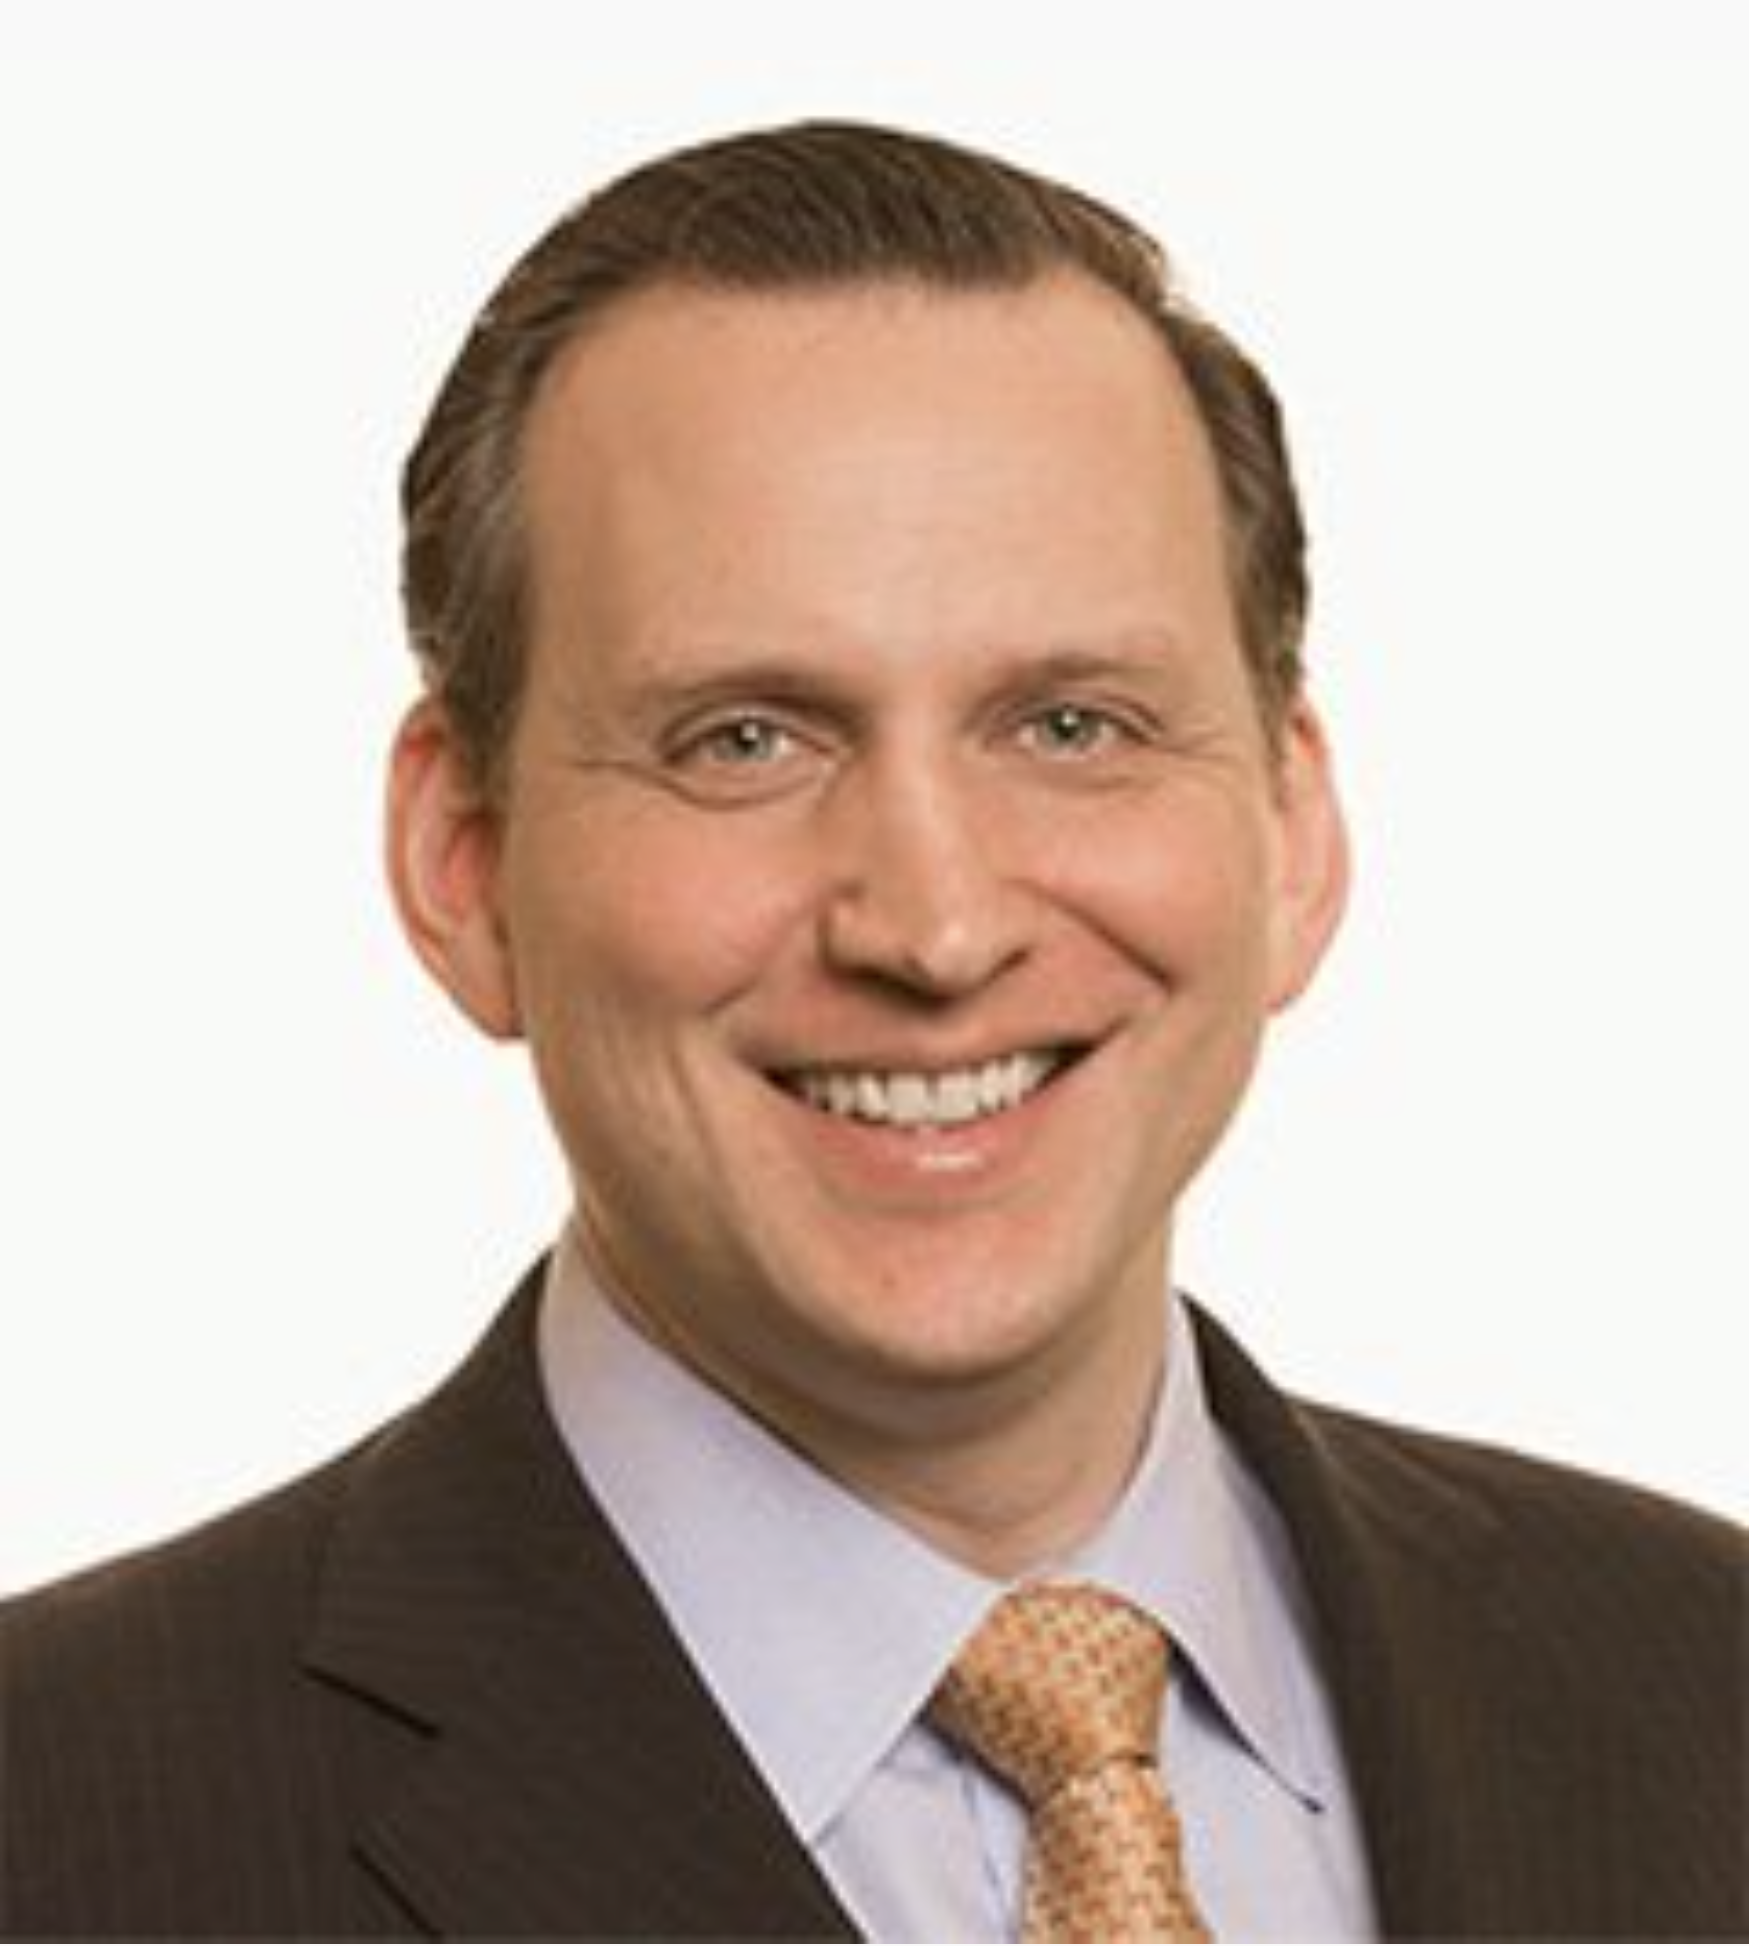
[747,1279,1171,1582]
[573,1218,1173,1583]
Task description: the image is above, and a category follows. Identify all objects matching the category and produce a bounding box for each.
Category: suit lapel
[1190,1304,1578,1941]
[298,1263,1603,1938]
[302,1267,857,1941]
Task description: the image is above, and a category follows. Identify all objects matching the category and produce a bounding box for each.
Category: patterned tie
[931,1582,1212,1943]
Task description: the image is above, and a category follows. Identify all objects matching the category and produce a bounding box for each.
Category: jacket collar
[1189,1301,1578,1942]
[301,1263,856,1941]
[300,1259,1565,1941]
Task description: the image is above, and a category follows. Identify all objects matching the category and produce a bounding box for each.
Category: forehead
[517,275,1236,690]
[526,271,1209,475]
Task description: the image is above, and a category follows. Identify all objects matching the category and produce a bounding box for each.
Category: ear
[385,699,522,1040]
[1265,698,1351,1013]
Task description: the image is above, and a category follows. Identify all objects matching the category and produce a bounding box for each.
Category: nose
[819,753,1031,999]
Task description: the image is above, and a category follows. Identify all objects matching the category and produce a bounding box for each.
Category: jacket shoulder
[1201,1319,1747,1941]
[1304,1398,1745,1905]
[3,1434,361,1686]
[1304,1396,1743,1605]
[1,1434,419,1941]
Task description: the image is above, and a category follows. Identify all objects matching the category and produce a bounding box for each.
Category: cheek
[500,818,807,1210]
[508,810,811,1030]
[1040,794,1277,986]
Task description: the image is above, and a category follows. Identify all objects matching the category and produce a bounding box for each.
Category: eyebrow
[985,638,1191,688]
[611,627,1194,726]
[615,659,862,731]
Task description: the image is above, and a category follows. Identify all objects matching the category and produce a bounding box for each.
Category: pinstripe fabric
[1,1266,853,1943]
[2,1270,1744,1942]
[1192,1309,1749,1943]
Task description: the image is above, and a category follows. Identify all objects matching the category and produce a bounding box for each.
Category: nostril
[819,894,1030,1001]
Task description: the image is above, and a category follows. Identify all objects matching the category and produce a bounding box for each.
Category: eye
[1016,701,1128,759]
[660,707,831,806]
[688,714,796,767]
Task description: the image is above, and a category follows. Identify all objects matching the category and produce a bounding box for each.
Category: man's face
[402,276,1344,1451]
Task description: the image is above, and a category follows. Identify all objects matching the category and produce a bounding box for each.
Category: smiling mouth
[772,1046,1088,1132]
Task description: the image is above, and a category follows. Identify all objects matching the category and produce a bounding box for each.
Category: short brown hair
[401,120,1309,792]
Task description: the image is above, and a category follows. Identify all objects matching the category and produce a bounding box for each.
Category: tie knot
[931,1582,1168,1807]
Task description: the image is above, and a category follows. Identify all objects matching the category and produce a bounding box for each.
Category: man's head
[401,120,1309,800]
[388,122,1347,1537]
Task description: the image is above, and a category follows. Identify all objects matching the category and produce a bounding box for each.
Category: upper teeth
[793,1051,1062,1129]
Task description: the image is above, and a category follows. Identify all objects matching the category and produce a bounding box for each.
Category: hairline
[476,266,1284,798]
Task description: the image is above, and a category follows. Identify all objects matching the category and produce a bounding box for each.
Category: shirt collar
[1069,1296,1327,1807]
[538,1229,996,1841]
[538,1229,1327,1840]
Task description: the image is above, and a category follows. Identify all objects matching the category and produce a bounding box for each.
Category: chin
[780,1253,1104,1396]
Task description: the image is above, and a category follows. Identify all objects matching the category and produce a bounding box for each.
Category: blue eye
[695,715,793,765]
[1022,703,1121,757]
[661,708,830,806]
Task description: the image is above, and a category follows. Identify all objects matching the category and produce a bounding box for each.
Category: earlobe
[385,700,523,1040]
[1266,699,1351,1013]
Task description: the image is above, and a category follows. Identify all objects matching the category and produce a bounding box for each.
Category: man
[2,121,1741,1944]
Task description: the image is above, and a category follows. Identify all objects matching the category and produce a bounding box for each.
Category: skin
[390,274,1348,1577]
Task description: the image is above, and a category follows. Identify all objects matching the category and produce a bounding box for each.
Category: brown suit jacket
[3,1267,1743,1941]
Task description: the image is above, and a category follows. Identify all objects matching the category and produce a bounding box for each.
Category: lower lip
[768,1056,1094,1206]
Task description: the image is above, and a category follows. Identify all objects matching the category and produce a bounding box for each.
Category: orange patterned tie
[931,1582,1212,1943]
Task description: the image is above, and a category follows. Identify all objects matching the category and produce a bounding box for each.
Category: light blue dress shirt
[538,1229,1377,1942]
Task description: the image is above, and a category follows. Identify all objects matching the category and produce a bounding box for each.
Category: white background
[2,2,1743,1593]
